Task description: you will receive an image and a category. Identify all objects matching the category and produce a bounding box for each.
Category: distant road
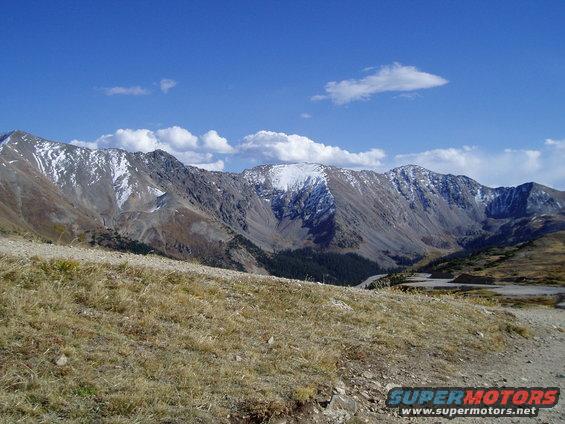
[356,274,387,289]
[359,272,565,298]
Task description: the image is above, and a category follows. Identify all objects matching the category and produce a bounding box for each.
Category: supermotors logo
[386,387,560,418]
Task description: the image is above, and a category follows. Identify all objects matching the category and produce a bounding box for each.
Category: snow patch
[474,187,495,204]
[34,141,71,184]
[242,169,267,186]
[267,163,327,191]
[108,151,133,208]
[339,169,362,191]
[148,186,166,197]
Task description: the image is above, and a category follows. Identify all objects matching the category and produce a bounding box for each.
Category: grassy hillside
[423,231,565,286]
[0,252,522,423]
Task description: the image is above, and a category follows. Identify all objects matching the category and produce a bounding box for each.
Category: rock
[362,371,374,379]
[384,382,399,392]
[267,336,274,345]
[333,386,346,395]
[322,409,350,423]
[327,394,358,414]
[55,354,68,366]
[235,355,242,362]
[329,298,353,311]
[357,411,398,423]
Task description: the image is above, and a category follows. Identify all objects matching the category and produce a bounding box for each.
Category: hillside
[0,236,533,423]
[1,130,564,279]
[423,231,565,286]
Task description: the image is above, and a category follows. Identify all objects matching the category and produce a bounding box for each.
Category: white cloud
[300,112,312,119]
[156,126,198,150]
[103,86,150,96]
[313,63,448,105]
[545,138,565,149]
[69,126,233,171]
[240,130,386,168]
[94,129,160,152]
[159,79,177,93]
[394,142,565,189]
[70,126,564,188]
[201,130,235,153]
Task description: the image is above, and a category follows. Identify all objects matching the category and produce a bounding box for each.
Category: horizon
[2,128,560,189]
[1,1,564,189]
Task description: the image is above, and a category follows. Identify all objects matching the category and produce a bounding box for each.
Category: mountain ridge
[1,129,563,277]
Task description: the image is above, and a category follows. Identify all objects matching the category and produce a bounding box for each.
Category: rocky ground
[282,308,564,424]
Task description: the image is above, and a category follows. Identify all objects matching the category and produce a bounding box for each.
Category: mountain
[1,130,564,278]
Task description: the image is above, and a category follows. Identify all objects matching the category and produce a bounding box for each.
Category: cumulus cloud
[394,142,565,189]
[300,112,312,119]
[69,125,564,188]
[103,86,150,96]
[159,79,177,93]
[201,130,235,153]
[240,130,386,168]
[155,126,198,150]
[313,63,448,105]
[70,126,235,171]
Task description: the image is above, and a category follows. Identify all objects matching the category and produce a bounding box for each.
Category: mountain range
[1,130,563,280]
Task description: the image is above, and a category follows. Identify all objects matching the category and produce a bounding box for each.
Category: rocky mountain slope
[1,130,563,274]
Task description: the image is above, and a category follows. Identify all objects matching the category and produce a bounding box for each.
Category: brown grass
[422,231,565,286]
[0,254,522,423]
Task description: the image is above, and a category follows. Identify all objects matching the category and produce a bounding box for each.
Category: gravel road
[430,307,565,423]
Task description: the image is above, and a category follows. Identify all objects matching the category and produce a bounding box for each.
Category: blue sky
[1,0,564,188]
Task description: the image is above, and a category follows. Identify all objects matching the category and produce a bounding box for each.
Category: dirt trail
[1,236,563,423]
[431,307,564,423]
[291,308,564,424]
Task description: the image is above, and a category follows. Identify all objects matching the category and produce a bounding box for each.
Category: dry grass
[423,231,565,286]
[0,255,521,423]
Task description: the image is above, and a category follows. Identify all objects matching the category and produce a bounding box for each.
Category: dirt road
[433,307,564,423]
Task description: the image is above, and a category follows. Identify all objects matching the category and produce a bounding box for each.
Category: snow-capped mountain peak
[267,163,327,191]
[1,130,563,269]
